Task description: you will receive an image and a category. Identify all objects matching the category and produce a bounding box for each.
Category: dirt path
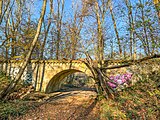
[16,88,100,120]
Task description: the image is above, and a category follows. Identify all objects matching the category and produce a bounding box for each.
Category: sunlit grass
[101,65,160,120]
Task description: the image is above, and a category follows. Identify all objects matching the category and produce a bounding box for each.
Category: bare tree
[84,0,108,65]
[0,0,11,24]
[109,0,122,57]
[94,0,106,64]
[153,0,160,22]
[55,0,65,60]
[0,0,2,20]
[40,0,53,59]
[0,0,47,99]
[124,0,136,59]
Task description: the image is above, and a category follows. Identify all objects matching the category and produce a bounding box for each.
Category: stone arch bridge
[0,60,125,93]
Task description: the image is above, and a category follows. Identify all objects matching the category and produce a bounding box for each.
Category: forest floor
[1,78,159,120]
[14,87,100,120]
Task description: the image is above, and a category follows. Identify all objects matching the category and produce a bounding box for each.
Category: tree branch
[103,54,160,70]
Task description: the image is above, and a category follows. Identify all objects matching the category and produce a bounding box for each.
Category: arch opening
[45,69,94,93]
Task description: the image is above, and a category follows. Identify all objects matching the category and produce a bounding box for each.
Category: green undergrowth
[0,71,30,96]
[0,72,11,92]
[101,69,160,120]
[0,72,35,119]
[0,100,37,120]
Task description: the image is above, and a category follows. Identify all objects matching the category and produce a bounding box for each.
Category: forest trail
[15,87,100,120]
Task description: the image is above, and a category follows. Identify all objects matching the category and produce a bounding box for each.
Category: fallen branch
[103,54,160,70]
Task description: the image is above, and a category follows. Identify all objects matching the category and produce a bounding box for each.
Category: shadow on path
[67,99,100,120]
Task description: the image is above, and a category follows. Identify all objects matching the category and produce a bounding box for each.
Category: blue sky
[1,0,159,57]
[19,0,160,55]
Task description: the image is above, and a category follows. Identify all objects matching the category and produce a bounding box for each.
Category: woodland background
[0,0,160,119]
[0,0,159,61]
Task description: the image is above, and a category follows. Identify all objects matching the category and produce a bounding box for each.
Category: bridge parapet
[0,59,131,65]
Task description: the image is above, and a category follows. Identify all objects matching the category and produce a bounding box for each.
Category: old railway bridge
[0,59,128,93]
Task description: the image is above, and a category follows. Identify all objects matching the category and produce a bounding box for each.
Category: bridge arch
[45,69,92,93]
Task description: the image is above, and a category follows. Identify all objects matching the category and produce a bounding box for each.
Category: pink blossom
[110,76,114,80]
[114,78,118,82]
[121,78,127,83]
[108,82,117,88]
[108,72,133,89]
[117,79,123,84]
[115,75,120,79]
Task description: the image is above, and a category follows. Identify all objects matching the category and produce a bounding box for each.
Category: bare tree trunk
[125,0,132,57]
[0,0,2,20]
[40,22,51,58]
[50,31,54,59]
[109,1,122,57]
[139,0,150,55]
[39,1,52,91]
[124,0,136,59]
[5,47,8,73]
[153,0,160,22]
[56,0,64,60]
[148,22,156,55]
[40,0,52,59]
[0,0,47,99]
[94,1,104,66]
[3,6,11,73]
[83,52,114,99]
[0,0,13,24]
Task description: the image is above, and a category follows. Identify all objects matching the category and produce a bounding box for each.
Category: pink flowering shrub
[108,72,133,89]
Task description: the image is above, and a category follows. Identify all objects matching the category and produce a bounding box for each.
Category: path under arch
[46,69,93,93]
